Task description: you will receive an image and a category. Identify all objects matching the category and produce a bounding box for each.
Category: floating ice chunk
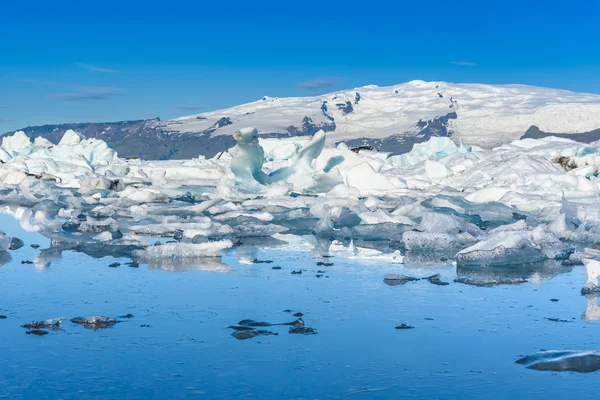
[228,127,268,188]
[358,210,414,226]
[417,212,480,236]
[58,129,85,146]
[80,177,122,193]
[465,187,512,203]
[119,186,169,203]
[1,131,33,156]
[33,137,54,148]
[327,240,403,263]
[134,240,233,260]
[0,147,12,162]
[456,227,573,266]
[516,350,600,373]
[93,231,113,242]
[262,140,301,161]
[327,184,361,198]
[582,259,600,293]
[346,162,398,194]
[386,137,468,168]
[424,160,452,182]
[403,231,476,258]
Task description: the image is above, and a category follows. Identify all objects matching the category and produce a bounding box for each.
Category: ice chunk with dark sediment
[21,317,62,330]
[231,329,278,340]
[71,316,118,330]
[383,274,419,286]
[9,237,24,250]
[516,350,600,373]
[456,227,573,267]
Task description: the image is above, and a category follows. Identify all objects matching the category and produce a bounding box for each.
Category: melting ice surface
[2,128,600,397]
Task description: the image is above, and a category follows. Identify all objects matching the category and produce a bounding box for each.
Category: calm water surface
[1,215,600,399]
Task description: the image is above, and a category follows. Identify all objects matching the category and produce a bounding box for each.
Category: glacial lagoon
[2,213,600,399]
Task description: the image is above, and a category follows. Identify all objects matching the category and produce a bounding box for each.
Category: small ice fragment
[516,350,600,373]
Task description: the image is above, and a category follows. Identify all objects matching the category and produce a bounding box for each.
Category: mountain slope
[5,80,600,159]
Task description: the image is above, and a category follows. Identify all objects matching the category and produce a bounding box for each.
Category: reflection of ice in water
[144,258,231,273]
[582,295,600,321]
[583,259,600,291]
[0,250,12,267]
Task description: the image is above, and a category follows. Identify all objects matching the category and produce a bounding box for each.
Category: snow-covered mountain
[6,80,600,159]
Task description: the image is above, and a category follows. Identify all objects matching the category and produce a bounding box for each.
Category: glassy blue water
[1,215,600,399]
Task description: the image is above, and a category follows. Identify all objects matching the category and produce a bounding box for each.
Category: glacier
[1,126,600,282]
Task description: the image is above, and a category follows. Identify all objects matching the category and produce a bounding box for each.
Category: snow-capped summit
[5,80,600,159]
[167,80,600,149]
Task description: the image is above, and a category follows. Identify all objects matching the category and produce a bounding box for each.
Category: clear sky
[1,0,599,132]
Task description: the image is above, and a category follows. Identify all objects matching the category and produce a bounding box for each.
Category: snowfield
[167,80,600,147]
[1,126,600,289]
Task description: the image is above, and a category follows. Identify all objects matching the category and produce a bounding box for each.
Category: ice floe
[2,127,600,273]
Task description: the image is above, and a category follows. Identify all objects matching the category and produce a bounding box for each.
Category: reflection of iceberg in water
[455,260,572,287]
[144,258,231,273]
[582,295,600,321]
[0,250,12,267]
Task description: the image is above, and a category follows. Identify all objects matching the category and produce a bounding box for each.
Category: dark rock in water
[272,266,282,270]
[426,274,450,286]
[228,325,255,331]
[118,314,134,319]
[550,298,560,302]
[316,262,333,266]
[232,330,278,340]
[383,274,419,286]
[71,316,118,330]
[26,329,49,336]
[293,312,303,317]
[127,262,139,268]
[284,318,305,327]
[9,237,24,250]
[30,244,40,249]
[0,315,7,319]
[252,258,273,264]
[454,276,528,287]
[291,270,302,275]
[21,260,33,264]
[108,262,120,268]
[545,317,573,323]
[581,285,600,295]
[395,324,414,330]
[289,327,317,335]
[21,318,61,330]
[238,319,272,327]
[516,350,600,372]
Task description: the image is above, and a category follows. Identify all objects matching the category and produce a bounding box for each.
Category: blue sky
[1,0,599,132]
